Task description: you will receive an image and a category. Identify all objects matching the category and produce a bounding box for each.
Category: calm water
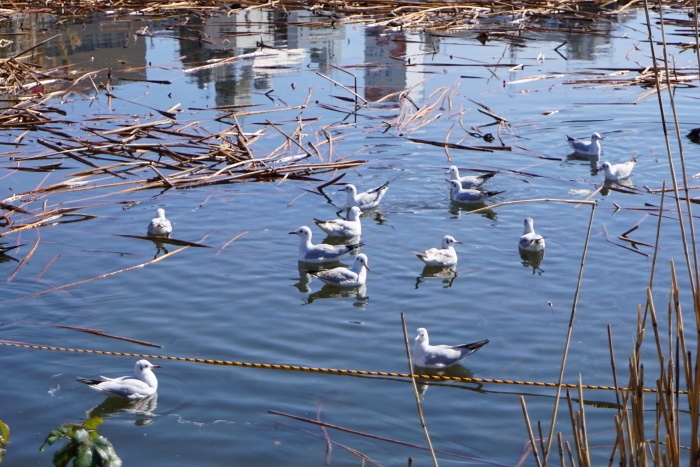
[0,6,699,466]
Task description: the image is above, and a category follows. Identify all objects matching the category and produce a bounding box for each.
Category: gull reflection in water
[86,394,159,426]
[566,151,600,176]
[415,265,458,289]
[148,237,169,259]
[304,283,368,306]
[412,365,485,401]
[448,201,497,221]
[600,177,635,197]
[519,248,545,275]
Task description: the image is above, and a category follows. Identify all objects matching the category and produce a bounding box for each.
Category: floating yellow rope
[1,341,683,394]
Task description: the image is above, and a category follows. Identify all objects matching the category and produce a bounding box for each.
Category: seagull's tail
[76,377,101,386]
[477,172,497,182]
[485,190,506,198]
[454,339,490,352]
[347,242,365,252]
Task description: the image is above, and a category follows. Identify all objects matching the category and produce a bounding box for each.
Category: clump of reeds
[520,0,700,463]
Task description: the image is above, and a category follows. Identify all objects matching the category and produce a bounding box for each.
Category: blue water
[0,7,699,465]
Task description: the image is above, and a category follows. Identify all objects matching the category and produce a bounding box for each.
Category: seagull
[76,359,161,399]
[412,328,489,369]
[147,208,172,236]
[519,217,545,252]
[338,181,390,210]
[597,155,637,181]
[447,180,504,203]
[308,253,370,287]
[566,132,604,157]
[414,235,461,267]
[290,226,363,263]
[313,206,362,238]
[447,166,496,189]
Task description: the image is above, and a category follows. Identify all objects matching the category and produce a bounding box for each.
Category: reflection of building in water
[364,29,406,103]
[0,14,147,80]
[178,10,344,107]
[363,29,425,103]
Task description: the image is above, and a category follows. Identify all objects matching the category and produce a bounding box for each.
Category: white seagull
[338,181,390,210]
[566,132,604,157]
[76,359,161,399]
[308,253,370,287]
[597,155,637,181]
[519,217,545,252]
[447,179,504,203]
[447,166,497,189]
[412,328,489,369]
[314,206,362,238]
[290,226,363,263]
[147,208,172,236]
[414,235,461,267]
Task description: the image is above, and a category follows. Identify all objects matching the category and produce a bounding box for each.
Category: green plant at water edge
[0,419,9,463]
[40,417,122,467]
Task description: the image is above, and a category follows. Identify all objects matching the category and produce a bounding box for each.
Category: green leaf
[91,437,122,466]
[74,441,94,467]
[0,420,9,442]
[40,425,72,451]
[81,417,103,432]
[52,442,77,467]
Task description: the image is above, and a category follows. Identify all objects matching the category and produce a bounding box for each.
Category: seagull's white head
[523,217,535,233]
[348,206,362,221]
[156,208,166,218]
[415,328,429,344]
[446,179,461,191]
[447,166,459,178]
[289,226,313,239]
[338,184,357,195]
[598,161,613,174]
[355,253,370,271]
[442,235,462,247]
[591,133,604,141]
[135,359,161,374]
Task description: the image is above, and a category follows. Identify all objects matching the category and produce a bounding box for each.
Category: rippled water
[1,6,699,465]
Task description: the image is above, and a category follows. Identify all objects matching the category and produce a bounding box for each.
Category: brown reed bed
[517,0,700,464]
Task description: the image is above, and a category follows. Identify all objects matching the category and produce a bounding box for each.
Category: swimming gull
[290,226,363,263]
[447,179,504,203]
[447,166,496,189]
[414,235,461,267]
[308,253,369,287]
[339,181,390,210]
[597,155,637,181]
[519,217,545,252]
[412,328,489,369]
[314,206,362,238]
[566,132,603,157]
[147,208,172,237]
[76,359,161,399]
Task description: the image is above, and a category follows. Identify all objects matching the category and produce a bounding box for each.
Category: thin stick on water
[400,312,439,467]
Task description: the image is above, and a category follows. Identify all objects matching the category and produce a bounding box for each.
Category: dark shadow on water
[415,265,458,289]
[86,394,159,426]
